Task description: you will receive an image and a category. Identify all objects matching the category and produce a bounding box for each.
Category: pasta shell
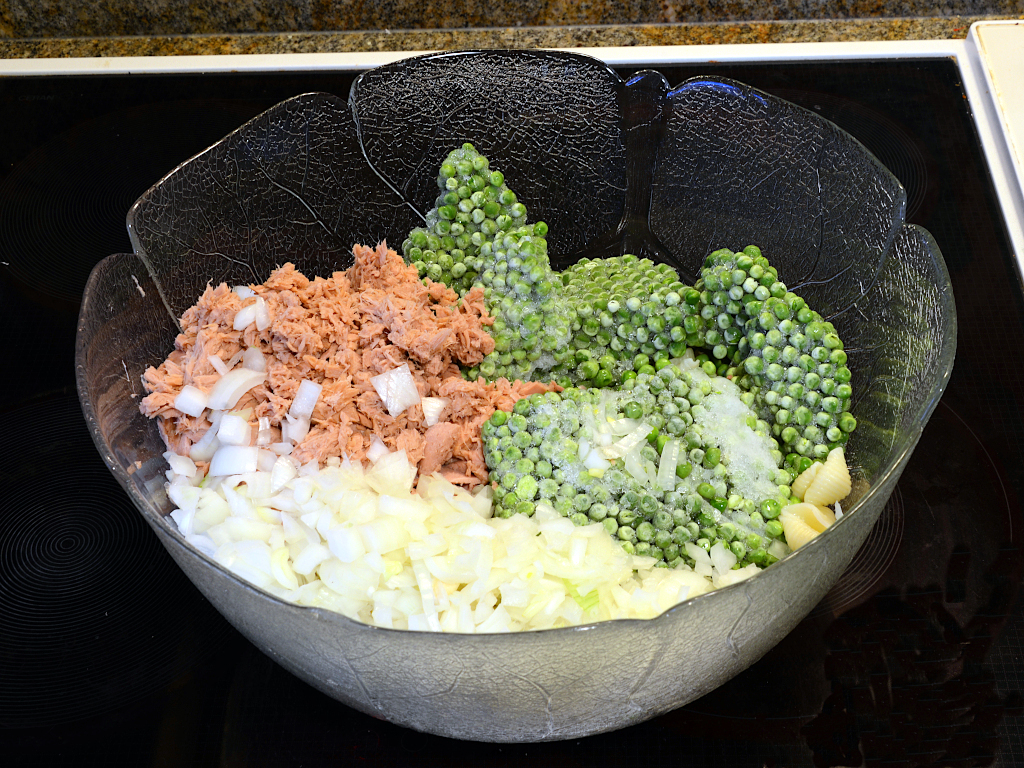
[780,502,837,550]
[792,461,823,501]
[803,447,852,506]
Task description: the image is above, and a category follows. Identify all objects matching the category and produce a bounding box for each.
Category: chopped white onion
[283,414,310,445]
[420,397,449,427]
[292,543,332,576]
[170,507,196,536]
[624,446,654,485]
[242,347,266,372]
[173,385,208,418]
[605,422,653,459]
[583,448,611,472]
[685,541,712,567]
[257,416,272,446]
[162,441,765,633]
[370,363,420,417]
[207,369,266,411]
[709,541,738,573]
[366,436,389,463]
[257,449,278,473]
[326,526,365,563]
[254,297,271,331]
[657,438,680,491]
[289,379,322,420]
[767,539,790,560]
[366,449,417,495]
[233,285,256,299]
[209,445,260,477]
[608,418,639,436]
[270,455,298,492]
[225,349,244,370]
[233,302,260,331]
[577,438,590,461]
[209,354,230,376]
[166,452,197,479]
[189,425,220,461]
[217,413,252,446]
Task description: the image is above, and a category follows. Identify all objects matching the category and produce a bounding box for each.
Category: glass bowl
[75,50,956,742]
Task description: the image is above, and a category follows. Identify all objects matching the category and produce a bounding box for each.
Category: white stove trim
[0,40,965,75]
[967,22,1024,279]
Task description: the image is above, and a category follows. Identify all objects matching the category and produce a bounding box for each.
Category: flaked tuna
[140,242,558,487]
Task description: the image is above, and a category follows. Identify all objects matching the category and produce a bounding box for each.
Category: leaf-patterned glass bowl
[75,50,956,742]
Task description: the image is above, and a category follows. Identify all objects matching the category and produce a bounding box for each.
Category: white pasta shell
[791,461,823,501]
[803,447,852,506]
[780,502,837,550]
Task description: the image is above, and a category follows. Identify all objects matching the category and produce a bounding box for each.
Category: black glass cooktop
[1,57,1021,767]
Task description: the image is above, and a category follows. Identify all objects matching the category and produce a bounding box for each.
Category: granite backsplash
[2,0,1022,38]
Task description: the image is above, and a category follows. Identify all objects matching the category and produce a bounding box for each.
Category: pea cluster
[556,256,708,387]
[403,143,527,295]
[696,247,858,468]
[402,144,572,383]
[483,362,793,569]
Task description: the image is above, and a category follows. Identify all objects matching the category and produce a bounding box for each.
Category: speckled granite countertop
[1,0,1022,59]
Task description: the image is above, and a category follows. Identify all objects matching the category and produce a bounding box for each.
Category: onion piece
[326,527,366,563]
[289,380,322,420]
[624,446,654,485]
[420,397,449,427]
[366,436,389,464]
[684,541,712,567]
[233,302,259,331]
[366,449,417,495]
[189,425,220,461]
[767,539,790,560]
[209,354,230,376]
[207,369,266,411]
[256,416,272,446]
[709,541,738,573]
[217,413,252,446]
[283,414,310,445]
[583,448,611,472]
[233,285,255,299]
[657,438,680,491]
[167,452,197,479]
[604,422,653,459]
[170,507,195,537]
[242,347,266,372]
[370,363,420,417]
[270,455,297,493]
[225,349,244,370]
[257,449,278,473]
[608,418,639,436]
[254,297,271,331]
[209,445,259,477]
[173,385,208,418]
[577,438,591,461]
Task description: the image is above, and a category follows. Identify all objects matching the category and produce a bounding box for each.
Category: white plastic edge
[963,22,1024,278]
[0,39,961,76]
